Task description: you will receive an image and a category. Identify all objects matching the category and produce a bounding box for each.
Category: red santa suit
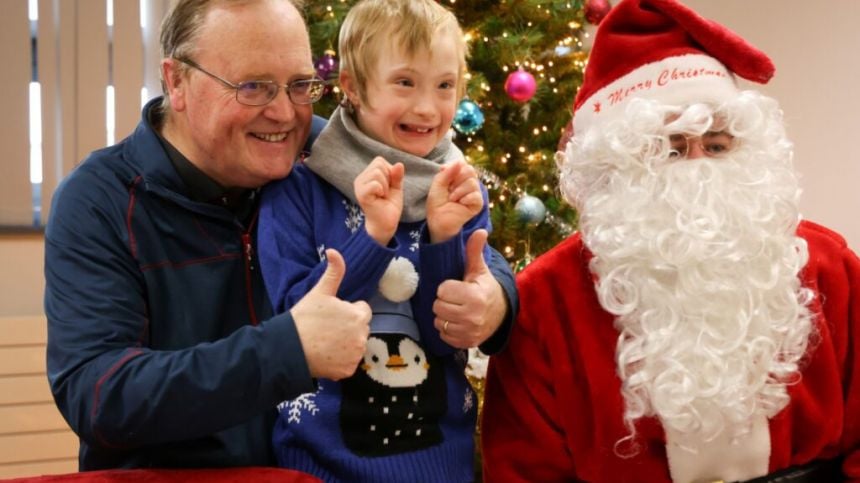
[483,1,860,480]
[482,221,860,482]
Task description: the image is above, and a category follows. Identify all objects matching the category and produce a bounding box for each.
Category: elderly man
[45,0,515,470]
[481,0,859,482]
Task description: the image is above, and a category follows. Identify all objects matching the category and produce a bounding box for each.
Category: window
[3,0,167,229]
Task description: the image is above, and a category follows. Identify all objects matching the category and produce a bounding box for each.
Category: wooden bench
[0,316,77,478]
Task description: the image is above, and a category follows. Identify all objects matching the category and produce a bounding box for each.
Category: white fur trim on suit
[665,414,771,483]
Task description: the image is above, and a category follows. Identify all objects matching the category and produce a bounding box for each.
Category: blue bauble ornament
[452,99,485,135]
[515,194,546,224]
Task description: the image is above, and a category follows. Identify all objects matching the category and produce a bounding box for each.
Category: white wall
[682,0,860,250]
[0,236,44,316]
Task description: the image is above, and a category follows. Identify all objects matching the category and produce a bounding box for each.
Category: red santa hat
[563,0,775,148]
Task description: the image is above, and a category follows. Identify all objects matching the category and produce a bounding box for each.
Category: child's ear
[339,70,360,108]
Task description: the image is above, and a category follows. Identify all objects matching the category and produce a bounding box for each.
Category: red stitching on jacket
[243,208,261,326]
[194,217,227,256]
[91,348,145,448]
[139,253,242,272]
[138,307,150,348]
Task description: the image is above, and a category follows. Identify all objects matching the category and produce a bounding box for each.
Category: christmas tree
[304,0,611,270]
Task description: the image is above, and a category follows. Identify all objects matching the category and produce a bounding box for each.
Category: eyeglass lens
[669,131,736,159]
[235,79,324,106]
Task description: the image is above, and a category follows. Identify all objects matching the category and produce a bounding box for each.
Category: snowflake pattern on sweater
[277,388,321,424]
[343,199,363,234]
[409,230,421,252]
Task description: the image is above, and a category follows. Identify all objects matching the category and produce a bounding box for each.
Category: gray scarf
[305,106,463,222]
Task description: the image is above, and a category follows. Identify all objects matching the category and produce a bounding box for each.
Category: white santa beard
[578,147,814,447]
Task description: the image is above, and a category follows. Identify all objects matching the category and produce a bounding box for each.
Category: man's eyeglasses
[668,131,737,159]
[175,58,326,106]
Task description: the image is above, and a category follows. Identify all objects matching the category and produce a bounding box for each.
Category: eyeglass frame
[173,57,327,106]
[667,131,737,159]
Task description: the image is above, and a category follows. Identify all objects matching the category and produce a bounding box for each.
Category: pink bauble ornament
[504,68,537,103]
[585,0,612,25]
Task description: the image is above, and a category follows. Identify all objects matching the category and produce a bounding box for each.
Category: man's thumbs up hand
[463,228,490,282]
[310,248,347,296]
[291,249,371,380]
[432,230,506,348]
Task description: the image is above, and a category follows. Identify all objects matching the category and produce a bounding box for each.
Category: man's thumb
[313,249,346,296]
[464,229,489,281]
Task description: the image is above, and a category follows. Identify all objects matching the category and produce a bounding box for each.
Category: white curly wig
[558,91,816,453]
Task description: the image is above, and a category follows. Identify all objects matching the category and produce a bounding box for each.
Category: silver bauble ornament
[515,195,546,224]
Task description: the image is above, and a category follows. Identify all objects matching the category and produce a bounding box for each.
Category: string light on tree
[513,252,535,273]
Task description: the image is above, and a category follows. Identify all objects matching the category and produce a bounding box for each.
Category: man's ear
[161,58,187,111]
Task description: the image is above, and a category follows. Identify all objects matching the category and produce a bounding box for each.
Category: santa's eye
[666,131,736,159]
[702,132,734,155]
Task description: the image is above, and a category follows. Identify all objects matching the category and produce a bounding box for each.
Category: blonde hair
[338,0,468,105]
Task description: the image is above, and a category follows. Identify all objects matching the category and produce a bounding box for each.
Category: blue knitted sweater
[257,157,491,481]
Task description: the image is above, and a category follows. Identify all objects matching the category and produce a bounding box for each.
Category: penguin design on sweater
[340,332,446,456]
[340,257,447,457]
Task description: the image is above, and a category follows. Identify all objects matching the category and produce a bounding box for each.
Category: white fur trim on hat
[573,54,738,135]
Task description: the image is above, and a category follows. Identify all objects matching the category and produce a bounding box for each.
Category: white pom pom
[466,348,490,379]
[378,257,419,302]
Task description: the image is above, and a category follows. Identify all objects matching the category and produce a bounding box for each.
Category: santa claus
[481,0,860,482]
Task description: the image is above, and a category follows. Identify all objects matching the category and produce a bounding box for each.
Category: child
[257,0,496,481]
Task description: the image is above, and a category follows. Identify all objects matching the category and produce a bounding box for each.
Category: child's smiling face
[347,35,461,158]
